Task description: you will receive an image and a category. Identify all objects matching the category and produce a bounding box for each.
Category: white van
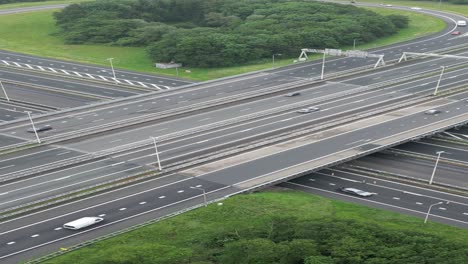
[457,20,466,27]
[63,217,104,230]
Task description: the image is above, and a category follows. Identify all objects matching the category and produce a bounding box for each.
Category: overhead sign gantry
[299,48,385,79]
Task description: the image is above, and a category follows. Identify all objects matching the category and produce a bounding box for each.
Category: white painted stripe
[56,151,71,156]
[54,227,62,231]
[139,202,147,205]
[119,208,126,211]
[151,84,161,89]
[0,164,15,170]
[463,213,468,216]
[137,81,149,88]
[177,190,184,193]
[2,60,9,65]
[31,234,39,238]
[393,197,400,200]
[25,64,34,69]
[98,214,106,217]
[13,62,21,67]
[7,242,15,245]
[99,76,108,81]
[0,192,9,196]
[86,73,96,79]
[73,71,82,77]
[416,202,423,205]
[125,80,134,85]
[111,161,125,167]
[329,183,336,186]
[37,66,45,71]
[48,67,57,73]
[60,69,70,75]
[158,196,166,199]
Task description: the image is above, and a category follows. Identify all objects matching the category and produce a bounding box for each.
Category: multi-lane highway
[0,3,468,263]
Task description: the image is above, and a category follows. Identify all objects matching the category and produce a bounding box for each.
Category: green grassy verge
[0,0,92,10]
[0,3,447,80]
[41,190,468,263]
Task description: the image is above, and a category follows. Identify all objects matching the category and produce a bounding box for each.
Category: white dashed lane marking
[158,196,166,199]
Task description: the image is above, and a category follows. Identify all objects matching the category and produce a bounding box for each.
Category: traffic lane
[316,168,468,205]
[0,68,141,98]
[9,85,435,202]
[1,73,300,137]
[20,60,468,139]
[419,137,468,150]
[393,141,468,162]
[61,81,367,151]
[0,134,24,148]
[343,55,468,86]
[0,159,149,211]
[0,51,194,88]
[65,80,415,153]
[347,153,468,188]
[198,100,468,186]
[0,178,228,259]
[0,108,27,122]
[282,178,468,228]
[0,146,82,176]
[0,4,67,15]
[288,173,468,222]
[0,83,98,109]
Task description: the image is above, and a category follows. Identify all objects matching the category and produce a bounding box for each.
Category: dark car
[27,125,52,133]
[339,187,375,197]
[451,31,461,35]
[285,92,301,97]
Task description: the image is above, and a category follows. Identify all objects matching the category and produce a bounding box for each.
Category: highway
[282,169,468,228]
[0,3,468,263]
[2,57,468,210]
[1,96,467,262]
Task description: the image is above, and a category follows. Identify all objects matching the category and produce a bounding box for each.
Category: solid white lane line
[111,162,125,167]
[0,192,10,196]
[0,164,15,170]
[56,151,71,156]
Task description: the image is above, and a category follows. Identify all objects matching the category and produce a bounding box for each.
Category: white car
[296,107,320,113]
[424,109,441,115]
[339,187,375,197]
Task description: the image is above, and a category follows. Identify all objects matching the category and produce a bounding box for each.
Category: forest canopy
[53,0,410,67]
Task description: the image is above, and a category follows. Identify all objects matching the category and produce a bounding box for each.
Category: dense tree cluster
[54,0,410,67]
[77,216,468,263]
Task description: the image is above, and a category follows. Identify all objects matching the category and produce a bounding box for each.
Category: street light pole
[190,186,207,207]
[320,52,326,80]
[353,39,356,50]
[26,111,41,144]
[106,58,117,83]
[272,53,282,68]
[424,202,443,223]
[0,80,10,101]
[433,66,445,96]
[150,136,162,171]
[429,151,444,185]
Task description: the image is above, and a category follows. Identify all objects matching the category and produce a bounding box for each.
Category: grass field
[0,0,92,10]
[41,190,468,263]
[0,3,446,81]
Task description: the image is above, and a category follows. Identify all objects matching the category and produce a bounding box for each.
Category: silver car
[296,107,320,113]
[339,187,375,197]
